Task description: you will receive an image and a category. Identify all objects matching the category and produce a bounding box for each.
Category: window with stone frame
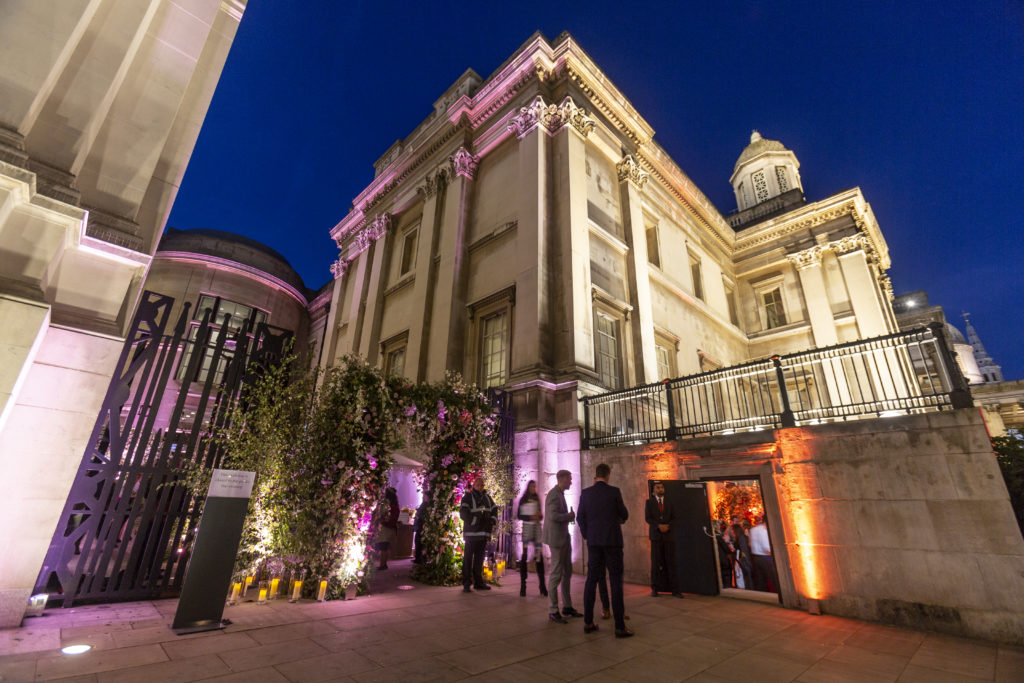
[381,331,409,378]
[469,287,514,390]
[399,227,417,277]
[595,312,623,389]
[761,287,787,329]
[689,251,704,301]
[645,224,660,268]
[480,310,509,389]
[654,332,678,381]
[753,170,769,202]
[775,166,789,193]
[177,295,268,385]
[723,279,740,327]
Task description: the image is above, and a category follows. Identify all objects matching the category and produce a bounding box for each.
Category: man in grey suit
[543,469,581,623]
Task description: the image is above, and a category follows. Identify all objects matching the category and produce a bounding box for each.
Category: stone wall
[581,409,1024,644]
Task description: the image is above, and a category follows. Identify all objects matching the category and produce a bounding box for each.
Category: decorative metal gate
[35,291,291,606]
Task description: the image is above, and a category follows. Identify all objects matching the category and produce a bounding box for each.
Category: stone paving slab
[1,559,1022,682]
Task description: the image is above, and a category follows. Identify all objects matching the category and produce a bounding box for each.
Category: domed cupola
[730,130,803,211]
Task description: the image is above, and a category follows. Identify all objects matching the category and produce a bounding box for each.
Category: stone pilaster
[404,168,447,381]
[787,247,838,348]
[618,156,658,383]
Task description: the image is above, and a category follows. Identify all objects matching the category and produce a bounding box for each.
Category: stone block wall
[580,409,1024,644]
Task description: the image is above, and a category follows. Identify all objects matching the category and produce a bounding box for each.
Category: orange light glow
[790,502,824,600]
[776,428,826,602]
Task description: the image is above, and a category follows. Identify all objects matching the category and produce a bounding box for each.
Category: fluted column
[404,168,447,381]
[787,247,838,348]
[425,147,476,380]
[356,214,392,364]
[618,155,657,383]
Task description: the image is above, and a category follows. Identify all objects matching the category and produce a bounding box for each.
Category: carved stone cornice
[616,155,649,188]
[831,234,869,255]
[417,173,439,198]
[368,212,391,240]
[450,146,479,179]
[329,258,349,280]
[507,95,596,140]
[347,212,391,258]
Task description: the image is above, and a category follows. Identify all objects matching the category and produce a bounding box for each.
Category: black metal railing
[581,323,973,449]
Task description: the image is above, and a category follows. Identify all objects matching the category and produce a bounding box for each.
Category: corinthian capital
[329,258,349,280]
[557,96,596,137]
[368,212,391,240]
[616,155,649,188]
[450,147,479,179]
[831,234,869,255]
[787,246,824,270]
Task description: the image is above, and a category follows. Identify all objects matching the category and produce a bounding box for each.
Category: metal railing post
[927,322,974,409]
[772,355,796,427]
[664,380,677,442]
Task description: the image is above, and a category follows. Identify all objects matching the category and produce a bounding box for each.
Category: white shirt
[749,523,771,555]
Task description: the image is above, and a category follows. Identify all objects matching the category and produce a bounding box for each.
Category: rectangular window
[762,287,786,329]
[178,295,266,384]
[645,225,660,268]
[689,252,704,301]
[595,313,621,389]
[655,345,671,381]
[480,311,509,389]
[384,345,406,378]
[724,281,739,326]
[399,230,417,276]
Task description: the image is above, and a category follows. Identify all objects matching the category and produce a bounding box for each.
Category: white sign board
[208,469,255,498]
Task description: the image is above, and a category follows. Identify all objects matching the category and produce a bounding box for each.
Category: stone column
[425,148,475,381]
[508,97,551,380]
[356,214,392,364]
[551,97,597,375]
[836,244,888,338]
[618,155,657,384]
[787,247,838,348]
[404,169,446,381]
[339,240,372,359]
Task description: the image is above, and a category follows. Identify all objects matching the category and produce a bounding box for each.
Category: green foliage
[993,435,1024,537]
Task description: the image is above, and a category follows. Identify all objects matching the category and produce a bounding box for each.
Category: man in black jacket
[645,481,682,597]
[459,475,498,592]
[577,463,632,638]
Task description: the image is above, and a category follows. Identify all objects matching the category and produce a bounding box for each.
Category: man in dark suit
[645,481,682,597]
[577,463,632,638]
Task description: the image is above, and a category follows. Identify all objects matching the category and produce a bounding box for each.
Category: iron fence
[581,324,973,449]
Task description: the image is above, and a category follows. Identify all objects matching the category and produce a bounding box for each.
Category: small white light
[61,645,92,655]
[397,585,414,591]
[879,410,903,418]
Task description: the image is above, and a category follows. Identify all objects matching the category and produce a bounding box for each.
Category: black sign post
[171,469,254,634]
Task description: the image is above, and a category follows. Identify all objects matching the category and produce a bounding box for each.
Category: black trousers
[752,553,777,592]
[462,537,487,588]
[584,544,625,629]
[650,532,677,592]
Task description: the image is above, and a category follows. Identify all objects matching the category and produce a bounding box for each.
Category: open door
[661,480,719,595]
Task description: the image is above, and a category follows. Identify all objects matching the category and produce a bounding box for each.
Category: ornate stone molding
[557,96,596,137]
[450,147,479,179]
[786,246,825,270]
[417,173,439,198]
[507,95,596,140]
[787,233,874,271]
[368,212,391,240]
[879,274,895,301]
[616,155,649,188]
[348,212,391,257]
[329,257,349,280]
[831,234,869,255]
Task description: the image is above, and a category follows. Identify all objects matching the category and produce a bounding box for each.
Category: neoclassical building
[321,32,898,498]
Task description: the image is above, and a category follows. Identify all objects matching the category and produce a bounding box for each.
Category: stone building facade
[0,0,246,627]
[321,32,899,540]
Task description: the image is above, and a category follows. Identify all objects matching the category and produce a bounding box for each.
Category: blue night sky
[168,1,1024,379]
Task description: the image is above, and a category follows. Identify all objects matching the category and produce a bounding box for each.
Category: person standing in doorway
[459,475,498,592]
[645,481,682,597]
[749,514,777,592]
[543,470,580,622]
[516,480,547,597]
[577,463,632,638]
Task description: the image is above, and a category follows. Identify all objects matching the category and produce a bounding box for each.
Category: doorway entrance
[705,478,780,600]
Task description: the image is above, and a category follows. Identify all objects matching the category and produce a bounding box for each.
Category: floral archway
[187,355,515,597]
